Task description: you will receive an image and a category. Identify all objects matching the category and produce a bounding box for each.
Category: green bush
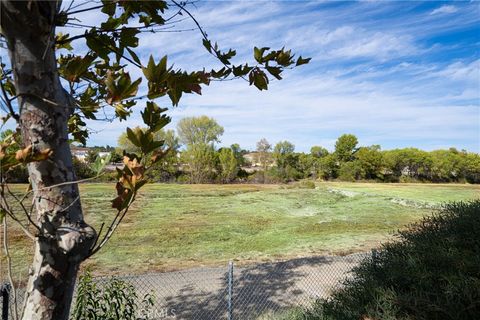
[73,157,95,179]
[284,180,316,189]
[337,161,363,182]
[72,270,154,320]
[297,200,480,320]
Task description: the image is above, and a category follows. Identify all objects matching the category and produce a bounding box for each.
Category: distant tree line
[113,118,480,184]
[2,118,479,184]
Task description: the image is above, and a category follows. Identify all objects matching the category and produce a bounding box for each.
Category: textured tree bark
[1,2,96,319]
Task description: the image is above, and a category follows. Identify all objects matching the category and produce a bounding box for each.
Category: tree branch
[4,183,41,234]
[170,0,248,82]
[2,217,19,320]
[64,4,105,16]
[88,194,135,257]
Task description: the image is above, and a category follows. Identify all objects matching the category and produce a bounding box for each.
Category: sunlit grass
[3,182,478,277]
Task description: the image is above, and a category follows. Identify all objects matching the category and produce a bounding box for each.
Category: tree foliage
[218,148,239,183]
[334,134,359,162]
[181,143,217,183]
[177,116,224,146]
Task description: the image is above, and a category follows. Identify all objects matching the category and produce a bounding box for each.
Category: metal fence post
[227,261,233,320]
[1,283,10,320]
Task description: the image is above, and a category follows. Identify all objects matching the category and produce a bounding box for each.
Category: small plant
[72,270,155,320]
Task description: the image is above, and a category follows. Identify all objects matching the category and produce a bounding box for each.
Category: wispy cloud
[430,5,458,15]
[84,1,479,152]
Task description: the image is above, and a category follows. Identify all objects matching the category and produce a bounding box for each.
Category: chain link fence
[1,252,369,320]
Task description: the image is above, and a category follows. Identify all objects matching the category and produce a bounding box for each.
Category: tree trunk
[1,2,96,319]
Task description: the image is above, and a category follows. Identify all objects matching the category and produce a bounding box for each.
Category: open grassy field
[3,182,479,277]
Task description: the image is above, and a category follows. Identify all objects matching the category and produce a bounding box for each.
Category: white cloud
[80,0,479,152]
[328,31,417,60]
[430,5,458,15]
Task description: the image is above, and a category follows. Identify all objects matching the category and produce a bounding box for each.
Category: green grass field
[4,182,479,277]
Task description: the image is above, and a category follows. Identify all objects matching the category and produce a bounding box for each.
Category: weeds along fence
[1,252,369,320]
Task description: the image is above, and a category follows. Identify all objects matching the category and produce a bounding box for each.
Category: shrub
[285,180,316,189]
[299,200,480,320]
[73,157,95,179]
[337,161,363,181]
[72,270,154,320]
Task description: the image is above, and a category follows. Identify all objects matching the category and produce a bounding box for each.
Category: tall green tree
[384,148,433,181]
[177,116,224,146]
[218,148,239,183]
[273,140,298,181]
[335,134,359,162]
[255,138,273,182]
[310,146,329,158]
[181,143,217,183]
[0,1,308,318]
[177,116,224,183]
[317,154,338,180]
[461,152,480,184]
[230,143,246,166]
[356,145,384,180]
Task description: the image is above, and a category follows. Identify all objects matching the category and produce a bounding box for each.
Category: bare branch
[88,194,135,257]
[4,183,41,233]
[2,217,19,320]
[0,205,35,241]
[64,4,105,16]
[21,173,106,201]
[0,183,37,240]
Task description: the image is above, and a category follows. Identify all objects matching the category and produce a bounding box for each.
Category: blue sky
[3,1,480,152]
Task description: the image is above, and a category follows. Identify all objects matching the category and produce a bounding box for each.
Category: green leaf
[86,32,114,61]
[126,47,141,65]
[59,54,95,83]
[202,39,212,53]
[114,101,135,120]
[105,71,142,104]
[249,69,269,90]
[101,0,117,16]
[141,102,170,132]
[119,28,139,48]
[68,114,88,145]
[276,49,294,67]
[218,49,236,65]
[91,153,112,175]
[296,56,312,66]
[254,47,262,63]
[254,47,270,63]
[142,140,164,154]
[55,32,73,51]
[126,127,142,147]
[4,79,16,96]
[266,66,282,80]
[142,55,168,82]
